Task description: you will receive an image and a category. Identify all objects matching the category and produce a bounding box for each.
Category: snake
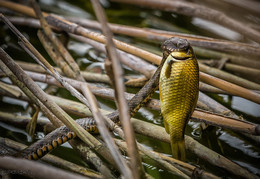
[17,37,195,160]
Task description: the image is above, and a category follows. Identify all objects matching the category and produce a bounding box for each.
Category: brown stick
[80,83,132,178]
[37,30,77,79]
[199,63,260,90]
[0,156,89,179]
[224,63,260,79]
[114,138,220,179]
[199,72,260,104]
[0,47,117,170]
[7,15,260,59]
[0,85,256,178]
[90,1,144,178]
[3,79,260,136]
[0,137,102,178]
[68,17,260,57]
[110,0,260,44]
[193,47,260,69]
[2,6,259,103]
[31,0,85,82]
[0,14,109,156]
[131,119,259,179]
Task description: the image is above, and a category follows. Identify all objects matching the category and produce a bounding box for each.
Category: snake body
[19,37,194,160]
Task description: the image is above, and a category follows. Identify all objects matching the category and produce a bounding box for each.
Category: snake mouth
[171,54,190,61]
[170,49,193,61]
[161,37,194,60]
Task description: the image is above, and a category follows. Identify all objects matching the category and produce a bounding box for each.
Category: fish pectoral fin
[165,59,174,78]
[164,121,170,134]
[159,85,163,102]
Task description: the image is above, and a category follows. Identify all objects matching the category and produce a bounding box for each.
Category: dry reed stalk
[1,1,259,57]
[31,0,85,82]
[1,3,259,103]
[199,63,260,90]
[0,156,89,179]
[68,17,260,57]
[0,86,257,178]
[199,72,260,104]
[0,137,102,178]
[37,30,77,79]
[131,119,259,179]
[114,138,220,179]
[193,47,260,69]
[18,70,259,135]
[110,0,260,44]
[224,63,260,79]
[90,1,145,178]
[0,60,63,128]
[80,83,132,178]
[0,45,117,177]
[0,15,111,161]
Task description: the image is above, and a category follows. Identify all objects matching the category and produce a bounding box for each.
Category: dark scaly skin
[18,37,182,160]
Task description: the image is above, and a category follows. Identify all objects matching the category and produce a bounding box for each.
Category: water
[0,0,260,178]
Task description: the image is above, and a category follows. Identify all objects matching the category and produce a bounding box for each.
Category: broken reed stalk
[0,15,118,165]
[31,0,85,82]
[0,49,117,176]
[80,83,133,178]
[68,17,260,58]
[0,156,88,179]
[199,82,231,95]
[224,63,260,79]
[131,120,259,179]
[199,72,260,104]
[114,138,220,179]
[0,60,63,128]
[1,4,259,102]
[33,15,260,104]
[198,92,260,143]
[16,60,145,88]
[16,60,233,95]
[70,34,157,79]
[2,14,131,176]
[0,94,255,179]
[199,63,260,90]
[20,70,260,135]
[90,1,145,179]
[0,137,102,178]
[7,16,260,74]
[110,0,260,44]
[193,47,260,69]
[37,29,77,79]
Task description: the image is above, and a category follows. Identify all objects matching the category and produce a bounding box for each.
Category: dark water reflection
[0,0,260,178]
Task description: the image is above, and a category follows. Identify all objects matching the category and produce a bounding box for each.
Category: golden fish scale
[159,57,199,141]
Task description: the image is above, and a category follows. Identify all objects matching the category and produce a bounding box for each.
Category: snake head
[161,37,194,61]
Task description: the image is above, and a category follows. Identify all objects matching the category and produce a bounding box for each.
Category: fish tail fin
[170,135,186,161]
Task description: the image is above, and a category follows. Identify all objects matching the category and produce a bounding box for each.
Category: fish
[159,37,199,161]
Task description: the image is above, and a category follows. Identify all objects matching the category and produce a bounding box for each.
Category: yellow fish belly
[159,54,199,160]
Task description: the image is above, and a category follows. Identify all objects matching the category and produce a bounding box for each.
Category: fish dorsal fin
[165,59,174,78]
